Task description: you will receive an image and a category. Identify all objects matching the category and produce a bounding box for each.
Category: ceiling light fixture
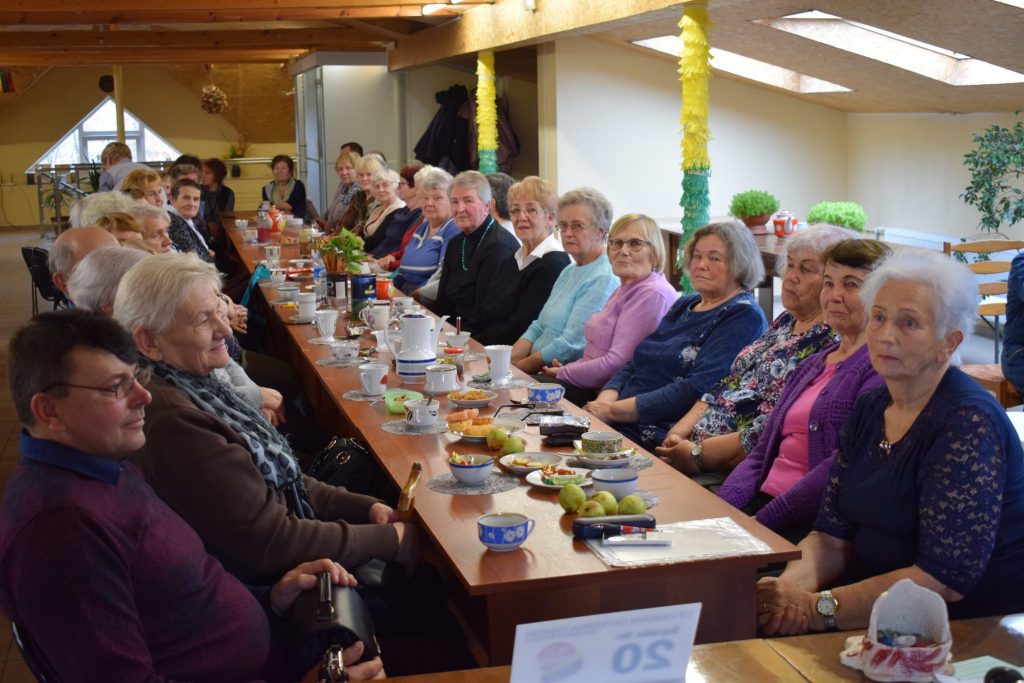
[422,3,448,15]
[755,10,1024,86]
[632,36,851,94]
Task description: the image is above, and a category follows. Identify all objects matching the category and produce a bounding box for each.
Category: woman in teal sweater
[511,187,619,374]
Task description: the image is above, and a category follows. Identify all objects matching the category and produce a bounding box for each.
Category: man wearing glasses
[0,310,382,681]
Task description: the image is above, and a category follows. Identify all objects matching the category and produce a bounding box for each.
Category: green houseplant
[729,190,779,234]
[961,117,1024,235]
[806,201,867,232]
[314,229,366,274]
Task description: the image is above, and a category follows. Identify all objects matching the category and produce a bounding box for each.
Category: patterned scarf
[147,360,315,519]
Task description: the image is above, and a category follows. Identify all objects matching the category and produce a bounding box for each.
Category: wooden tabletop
[224,227,800,663]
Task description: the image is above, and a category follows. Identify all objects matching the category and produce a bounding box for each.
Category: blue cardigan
[605,291,767,449]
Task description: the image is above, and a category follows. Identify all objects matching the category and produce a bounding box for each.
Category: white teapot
[385,312,448,384]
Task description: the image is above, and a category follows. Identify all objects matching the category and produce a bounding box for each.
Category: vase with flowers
[314,230,366,302]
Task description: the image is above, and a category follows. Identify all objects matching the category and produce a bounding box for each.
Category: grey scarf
[148,360,314,519]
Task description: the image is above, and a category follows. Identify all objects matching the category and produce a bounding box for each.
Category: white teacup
[359,363,390,396]
[424,364,458,394]
[264,244,281,268]
[446,331,471,349]
[270,268,286,286]
[331,340,360,361]
[404,398,439,428]
[390,296,414,316]
[277,285,299,302]
[297,292,316,321]
[242,229,258,243]
[485,344,513,382]
[359,301,390,331]
[372,329,388,351]
[315,309,339,340]
[235,219,249,230]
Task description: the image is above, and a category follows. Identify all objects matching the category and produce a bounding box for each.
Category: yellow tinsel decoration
[476,50,499,172]
[679,7,712,171]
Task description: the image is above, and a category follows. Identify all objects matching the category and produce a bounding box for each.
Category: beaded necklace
[460,218,495,271]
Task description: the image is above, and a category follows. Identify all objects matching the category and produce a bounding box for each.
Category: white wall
[847,112,1021,238]
[544,37,848,224]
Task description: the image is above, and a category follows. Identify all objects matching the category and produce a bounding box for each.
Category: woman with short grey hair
[114,253,414,584]
[362,168,412,259]
[585,220,770,450]
[391,166,458,294]
[126,203,174,254]
[758,247,1024,633]
[510,187,620,374]
[68,246,148,314]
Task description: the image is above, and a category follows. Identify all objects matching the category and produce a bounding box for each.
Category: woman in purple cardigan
[716,239,889,542]
[537,214,678,405]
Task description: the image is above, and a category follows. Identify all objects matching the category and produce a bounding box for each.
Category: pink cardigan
[556,270,678,389]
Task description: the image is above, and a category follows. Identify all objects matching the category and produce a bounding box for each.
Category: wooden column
[112,64,125,142]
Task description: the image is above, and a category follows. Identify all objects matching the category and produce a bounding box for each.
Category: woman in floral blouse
[655,226,852,480]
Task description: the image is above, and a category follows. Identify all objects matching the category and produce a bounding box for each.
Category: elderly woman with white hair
[585,220,768,450]
[67,246,148,314]
[390,166,458,294]
[114,254,415,584]
[126,202,173,254]
[758,248,1024,635]
[361,168,414,259]
[510,187,620,374]
[71,190,139,228]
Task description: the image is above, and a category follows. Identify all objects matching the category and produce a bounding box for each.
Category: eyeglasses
[45,366,152,401]
[608,238,651,253]
[556,222,592,234]
[509,207,547,218]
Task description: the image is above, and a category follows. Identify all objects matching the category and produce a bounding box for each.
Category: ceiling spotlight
[422,3,447,15]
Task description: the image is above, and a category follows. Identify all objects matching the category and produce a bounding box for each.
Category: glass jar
[442,347,465,379]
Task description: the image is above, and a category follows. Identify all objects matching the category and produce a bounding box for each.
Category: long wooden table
[225,227,799,666]
[385,615,1024,682]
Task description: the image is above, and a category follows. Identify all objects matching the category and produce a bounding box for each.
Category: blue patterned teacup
[477,513,535,552]
[527,382,565,404]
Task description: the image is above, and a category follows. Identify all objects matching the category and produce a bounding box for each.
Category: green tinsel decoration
[478,149,498,174]
[677,168,711,292]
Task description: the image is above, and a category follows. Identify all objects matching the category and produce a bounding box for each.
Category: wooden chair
[944,239,1024,408]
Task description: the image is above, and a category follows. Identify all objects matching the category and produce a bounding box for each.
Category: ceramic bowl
[277,286,299,302]
[383,389,423,415]
[581,431,623,454]
[527,382,565,404]
[592,468,638,499]
[449,455,494,485]
[477,512,535,552]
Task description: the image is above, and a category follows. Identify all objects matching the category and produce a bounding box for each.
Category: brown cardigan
[131,377,399,584]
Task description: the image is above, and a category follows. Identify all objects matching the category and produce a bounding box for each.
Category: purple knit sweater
[716,342,883,531]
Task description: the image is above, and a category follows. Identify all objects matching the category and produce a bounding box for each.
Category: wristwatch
[689,443,706,472]
[816,590,839,629]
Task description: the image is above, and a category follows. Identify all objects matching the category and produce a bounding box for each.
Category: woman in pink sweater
[539,214,677,405]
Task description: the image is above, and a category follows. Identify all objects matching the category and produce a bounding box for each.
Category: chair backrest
[20,246,68,308]
[11,622,62,683]
[943,240,1024,315]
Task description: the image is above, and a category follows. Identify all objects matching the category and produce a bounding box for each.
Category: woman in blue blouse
[391,167,458,295]
[585,220,769,450]
[758,249,1024,635]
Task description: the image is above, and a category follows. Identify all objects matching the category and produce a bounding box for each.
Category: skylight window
[633,36,852,94]
[754,10,1024,86]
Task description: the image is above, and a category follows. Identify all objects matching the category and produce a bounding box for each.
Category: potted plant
[961,118,1024,235]
[729,190,780,234]
[42,185,76,229]
[806,201,867,232]
[226,135,250,178]
[314,229,366,274]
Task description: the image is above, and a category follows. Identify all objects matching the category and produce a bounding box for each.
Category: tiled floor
[0,230,48,682]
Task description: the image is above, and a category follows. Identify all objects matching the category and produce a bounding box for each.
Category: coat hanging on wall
[414,85,471,173]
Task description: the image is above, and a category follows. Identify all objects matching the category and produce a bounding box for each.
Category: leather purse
[286,572,380,671]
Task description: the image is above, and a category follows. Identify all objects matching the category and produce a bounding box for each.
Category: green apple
[559,484,586,513]
[486,427,509,451]
[589,491,618,516]
[500,435,525,456]
[616,494,647,515]
[578,500,606,518]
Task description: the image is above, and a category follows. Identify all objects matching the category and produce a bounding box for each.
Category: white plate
[499,452,562,476]
[447,390,498,408]
[525,467,592,490]
[289,259,313,267]
[290,315,315,324]
[448,419,526,442]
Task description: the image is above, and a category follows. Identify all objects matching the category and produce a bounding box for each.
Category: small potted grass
[729,190,780,235]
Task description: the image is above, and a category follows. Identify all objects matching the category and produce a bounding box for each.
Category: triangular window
[28,97,181,171]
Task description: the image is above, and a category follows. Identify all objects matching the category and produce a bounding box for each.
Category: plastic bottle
[313,253,327,306]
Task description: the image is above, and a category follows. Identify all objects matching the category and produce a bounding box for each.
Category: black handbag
[306,436,376,493]
[286,572,380,673]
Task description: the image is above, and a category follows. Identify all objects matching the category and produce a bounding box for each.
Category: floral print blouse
[692,310,835,454]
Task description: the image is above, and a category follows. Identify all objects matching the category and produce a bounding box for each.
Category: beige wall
[846,112,1020,238]
[0,65,294,228]
[543,37,848,224]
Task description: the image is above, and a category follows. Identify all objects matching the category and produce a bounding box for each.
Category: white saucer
[290,315,315,324]
[308,336,337,345]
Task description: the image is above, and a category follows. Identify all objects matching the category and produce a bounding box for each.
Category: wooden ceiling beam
[389,0,686,70]
[0,28,388,49]
[7,0,490,9]
[0,7,458,25]
[0,49,324,65]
